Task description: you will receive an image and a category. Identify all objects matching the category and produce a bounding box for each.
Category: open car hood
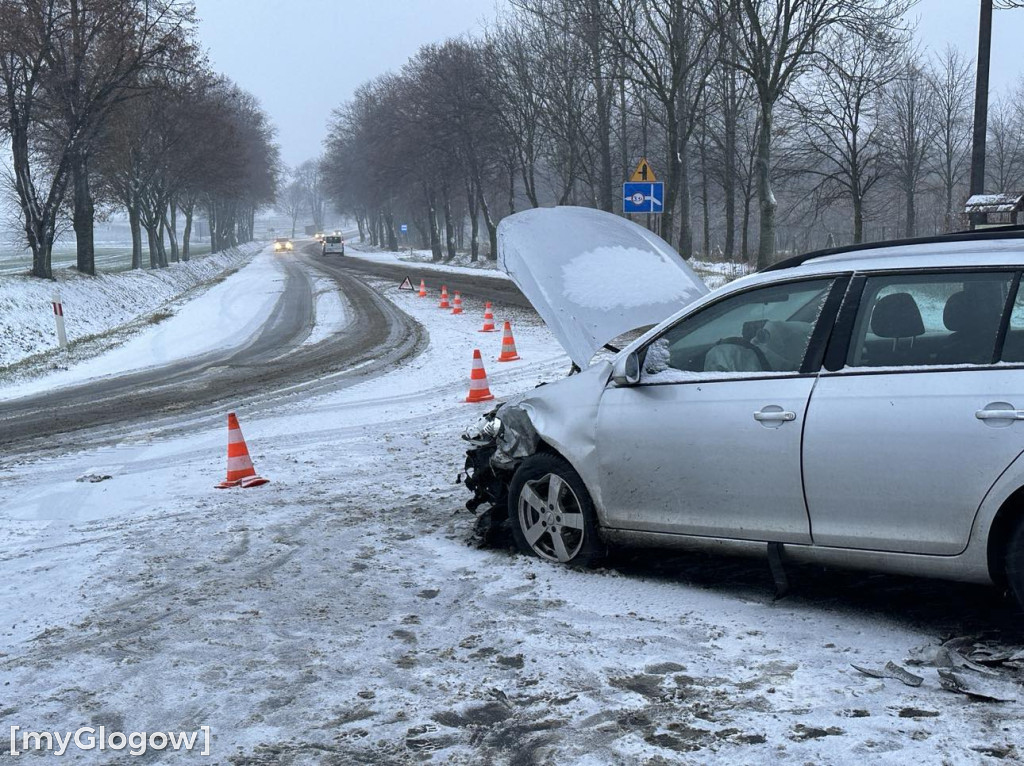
[497,207,709,367]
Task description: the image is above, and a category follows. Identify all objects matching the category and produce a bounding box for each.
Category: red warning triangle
[399,276,414,290]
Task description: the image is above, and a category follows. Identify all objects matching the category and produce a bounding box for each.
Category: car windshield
[325,236,341,243]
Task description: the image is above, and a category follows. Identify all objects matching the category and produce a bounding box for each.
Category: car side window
[641,278,834,382]
[847,272,1014,368]
[1001,280,1024,363]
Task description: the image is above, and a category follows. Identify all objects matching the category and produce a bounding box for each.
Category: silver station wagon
[463,207,1024,608]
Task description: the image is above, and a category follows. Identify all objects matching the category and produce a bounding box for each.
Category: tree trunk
[509,164,517,214]
[129,203,143,269]
[905,187,916,238]
[676,141,693,258]
[756,103,776,269]
[72,149,96,275]
[661,110,680,247]
[164,204,179,263]
[479,190,499,261]
[701,156,710,259]
[723,67,737,259]
[442,185,456,261]
[427,191,442,261]
[741,193,752,263]
[466,179,479,262]
[145,224,160,269]
[853,194,864,244]
[182,204,193,261]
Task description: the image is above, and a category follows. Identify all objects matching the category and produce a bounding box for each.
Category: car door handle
[975,409,1024,420]
[754,410,796,423]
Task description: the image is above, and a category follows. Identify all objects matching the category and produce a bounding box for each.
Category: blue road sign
[400,223,408,233]
[623,182,664,214]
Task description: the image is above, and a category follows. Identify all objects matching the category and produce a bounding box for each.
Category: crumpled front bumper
[461,403,538,513]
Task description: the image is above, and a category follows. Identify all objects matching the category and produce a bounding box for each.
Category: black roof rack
[761,224,1024,273]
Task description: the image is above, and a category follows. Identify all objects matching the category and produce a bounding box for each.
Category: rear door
[802,269,1024,554]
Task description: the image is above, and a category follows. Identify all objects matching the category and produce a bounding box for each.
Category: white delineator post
[51,291,68,349]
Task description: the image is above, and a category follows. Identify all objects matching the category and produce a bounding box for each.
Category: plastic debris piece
[937,669,1018,702]
[850,661,924,687]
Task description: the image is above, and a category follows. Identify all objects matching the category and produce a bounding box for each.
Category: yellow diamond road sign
[629,158,656,183]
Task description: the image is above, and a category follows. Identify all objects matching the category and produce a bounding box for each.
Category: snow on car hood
[497,207,709,367]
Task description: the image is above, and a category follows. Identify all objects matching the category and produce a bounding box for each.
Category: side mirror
[611,351,641,387]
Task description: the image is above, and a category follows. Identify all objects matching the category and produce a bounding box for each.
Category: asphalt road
[320,243,530,308]
[0,251,409,455]
[0,244,534,457]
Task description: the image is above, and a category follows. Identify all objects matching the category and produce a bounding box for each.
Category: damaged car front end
[460,205,709,556]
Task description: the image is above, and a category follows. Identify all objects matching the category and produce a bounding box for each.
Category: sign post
[52,291,68,349]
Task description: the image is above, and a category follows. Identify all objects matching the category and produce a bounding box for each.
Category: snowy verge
[0,247,289,402]
[0,243,263,373]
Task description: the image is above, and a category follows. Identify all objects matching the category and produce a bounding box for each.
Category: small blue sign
[400,223,408,233]
[623,182,664,214]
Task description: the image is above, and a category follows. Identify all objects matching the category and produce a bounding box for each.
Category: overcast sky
[194,0,1024,170]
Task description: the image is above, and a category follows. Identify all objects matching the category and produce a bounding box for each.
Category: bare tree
[277,174,306,239]
[713,0,910,267]
[883,50,934,237]
[795,32,897,243]
[926,46,973,232]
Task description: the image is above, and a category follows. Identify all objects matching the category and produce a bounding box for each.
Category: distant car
[463,206,1024,610]
[314,232,324,242]
[273,237,293,253]
[322,235,345,256]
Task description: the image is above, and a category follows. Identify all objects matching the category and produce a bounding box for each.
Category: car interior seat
[867,292,926,365]
[942,287,1003,365]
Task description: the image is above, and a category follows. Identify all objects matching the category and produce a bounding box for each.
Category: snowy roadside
[1,271,1021,763]
[0,242,264,376]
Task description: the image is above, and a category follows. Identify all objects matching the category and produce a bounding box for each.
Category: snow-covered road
[1,254,1022,764]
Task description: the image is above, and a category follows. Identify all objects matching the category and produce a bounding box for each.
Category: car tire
[1006,517,1024,610]
[507,453,604,567]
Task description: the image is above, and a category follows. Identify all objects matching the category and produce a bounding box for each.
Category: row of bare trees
[322,0,1006,268]
[0,0,279,279]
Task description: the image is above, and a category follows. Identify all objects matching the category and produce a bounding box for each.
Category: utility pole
[970,0,1024,228]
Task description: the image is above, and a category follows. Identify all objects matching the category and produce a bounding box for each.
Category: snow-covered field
[1,252,1022,763]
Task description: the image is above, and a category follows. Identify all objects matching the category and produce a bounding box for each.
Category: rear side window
[1001,281,1024,362]
[847,272,1014,368]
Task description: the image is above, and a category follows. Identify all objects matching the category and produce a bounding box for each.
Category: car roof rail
[761,224,1024,273]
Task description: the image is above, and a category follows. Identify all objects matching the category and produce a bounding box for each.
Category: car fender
[966,443,1024,578]
[507,361,612,515]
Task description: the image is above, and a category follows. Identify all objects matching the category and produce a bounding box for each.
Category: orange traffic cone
[452,291,463,314]
[439,285,450,309]
[479,301,496,332]
[215,412,270,488]
[466,349,495,402]
[497,321,521,362]
[418,278,427,297]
